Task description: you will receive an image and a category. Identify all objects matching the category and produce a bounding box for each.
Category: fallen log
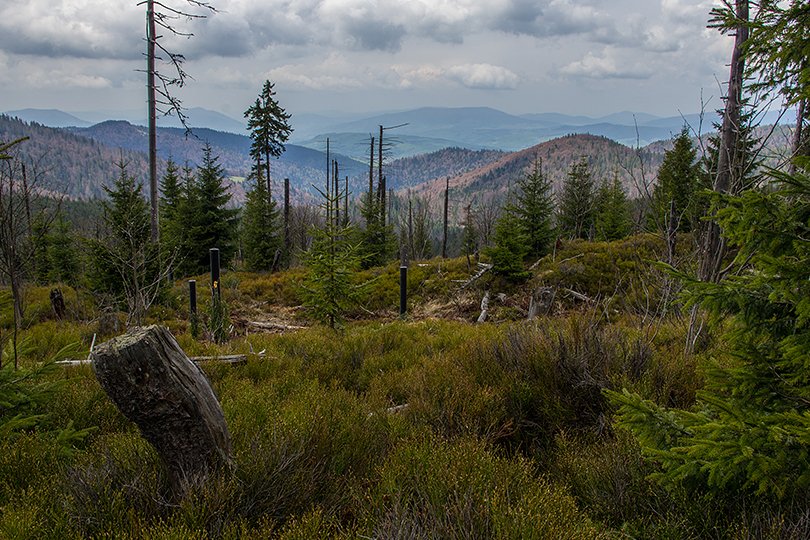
[58,353,252,367]
[91,325,233,497]
[246,320,306,332]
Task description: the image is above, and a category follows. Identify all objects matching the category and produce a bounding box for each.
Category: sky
[0,0,735,121]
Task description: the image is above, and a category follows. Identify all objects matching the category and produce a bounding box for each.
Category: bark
[477,290,490,323]
[442,177,449,258]
[699,0,748,283]
[790,97,806,175]
[528,287,555,320]
[91,325,232,496]
[284,178,290,253]
[147,0,159,242]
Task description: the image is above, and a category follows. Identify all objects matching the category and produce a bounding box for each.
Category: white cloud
[447,64,520,90]
[560,50,653,80]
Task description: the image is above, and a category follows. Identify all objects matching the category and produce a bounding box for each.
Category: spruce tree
[46,215,78,284]
[609,168,810,500]
[557,158,596,239]
[241,167,281,272]
[301,187,363,329]
[356,189,393,269]
[594,173,632,241]
[651,126,699,232]
[88,162,162,324]
[159,158,183,254]
[179,146,239,276]
[486,208,530,283]
[244,80,293,197]
[511,158,555,259]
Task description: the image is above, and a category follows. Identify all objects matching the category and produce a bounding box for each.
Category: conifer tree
[241,167,281,271]
[88,162,163,324]
[45,215,78,284]
[356,187,393,269]
[511,158,555,259]
[244,80,293,197]
[651,127,699,232]
[159,158,183,253]
[610,168,810,500]
[557,158,596,239]
[179,145,239,276]
[301,186,363,329]
[594,173,632,241]
[486,208,530,282]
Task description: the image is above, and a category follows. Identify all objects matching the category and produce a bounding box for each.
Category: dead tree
[442,176,449,258]
[92,325,232,497]
[142,0,215,241]
[700,0,749,283]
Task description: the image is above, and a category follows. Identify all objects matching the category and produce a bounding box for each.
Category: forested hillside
[0,115,150,199]
[386,147,508,190]
[413,133,664,203]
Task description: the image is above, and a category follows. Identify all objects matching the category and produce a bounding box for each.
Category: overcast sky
[0,0,734,121]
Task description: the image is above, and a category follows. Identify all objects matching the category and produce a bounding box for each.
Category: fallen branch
[246,321,305,331]
[458,263,493,291]
[562,288,594,303]
[58,353,258,367]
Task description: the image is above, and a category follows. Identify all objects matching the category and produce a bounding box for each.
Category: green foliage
[611,169,810,501]
[241,172,281,272]
[557,158,596,239]
[510,157,555,259]
[301,188,366,329]
[31,212,78,285]
[159,158,184,256]
[651,126,699,232]
[176,146,239,276]
[244,80,293,192]
[356,190,394,269]
[86,162,163,324]
[594,172,632,241]
[486,209,530,282]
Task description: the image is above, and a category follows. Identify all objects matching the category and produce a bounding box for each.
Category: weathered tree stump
[528,286,555,319]
[50,288,66,319]
[91,325,232,496]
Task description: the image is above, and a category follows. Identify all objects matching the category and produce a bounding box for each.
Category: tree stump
[528,287,555,320]
[50,288,66,319]
[91,325,232,496]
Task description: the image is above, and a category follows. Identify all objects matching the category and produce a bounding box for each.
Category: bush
[361,435,604,539]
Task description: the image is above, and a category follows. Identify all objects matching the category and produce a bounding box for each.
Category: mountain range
[10,105,795,160]
[2,113,675,211]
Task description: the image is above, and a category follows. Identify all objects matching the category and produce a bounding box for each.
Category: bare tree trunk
[699,0,748,284]
[368,136,375,200]
[284,178,290,254]
[442,177,449,258]
[790,96,806,175]
[92,326,232,498]
[146,0,159,242]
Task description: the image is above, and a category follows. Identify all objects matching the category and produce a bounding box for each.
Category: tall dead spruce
[142,0,215,241]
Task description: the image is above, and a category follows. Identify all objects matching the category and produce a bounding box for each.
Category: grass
[0,235,802,538]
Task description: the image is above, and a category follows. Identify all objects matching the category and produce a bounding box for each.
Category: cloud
[560,51,653,80]
[491,0,602,37]
[0,0,628,61]
[447,64,520,90]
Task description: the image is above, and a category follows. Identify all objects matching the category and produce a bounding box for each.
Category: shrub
[361,435,604,539]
